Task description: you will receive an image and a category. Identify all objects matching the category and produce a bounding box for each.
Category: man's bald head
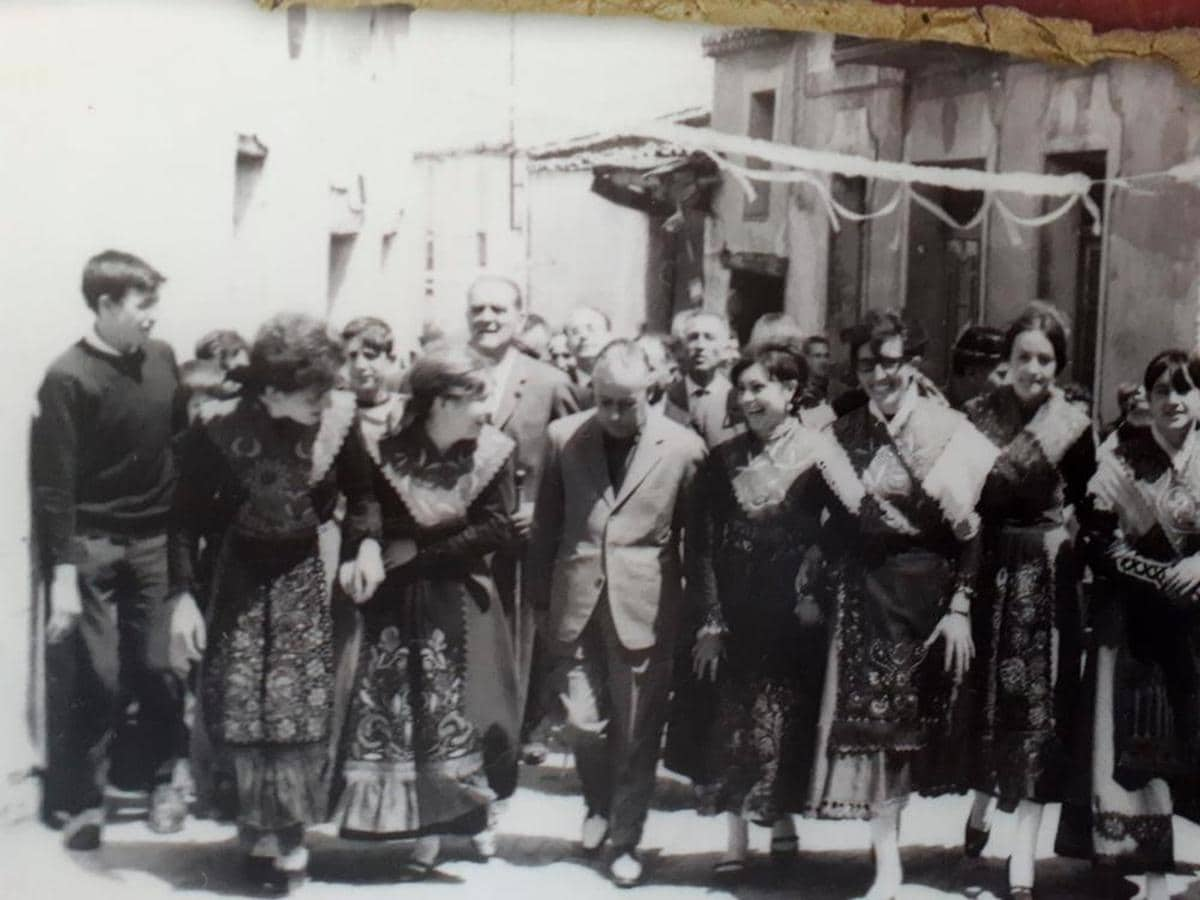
[592,340,651,439]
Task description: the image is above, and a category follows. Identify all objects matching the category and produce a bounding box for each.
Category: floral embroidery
[346,624,478,764]
[205,555,333,745]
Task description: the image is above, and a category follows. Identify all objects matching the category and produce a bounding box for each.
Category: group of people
[32,249,1200,900]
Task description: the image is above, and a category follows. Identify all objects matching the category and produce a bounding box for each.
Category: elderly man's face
[684,315,728,377]
[467,281,522,355]
[565,309,611,367]
[548,334,575,373]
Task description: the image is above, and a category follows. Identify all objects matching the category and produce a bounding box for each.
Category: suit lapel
[494,352,523,430]
[579,416,615,507]
[612,415,666,511]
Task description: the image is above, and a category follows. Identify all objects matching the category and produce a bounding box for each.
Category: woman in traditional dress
[957,303,1095,897]
[806,310,997,900]
[674,341,864,875]
[332,345,521,873]
[169,313,384,891]
[1056,350,1200,900]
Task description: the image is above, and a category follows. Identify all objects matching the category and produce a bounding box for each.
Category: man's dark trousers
[43,532,184,822]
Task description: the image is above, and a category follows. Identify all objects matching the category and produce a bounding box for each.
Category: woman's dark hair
[1002,301,1069,375]
[1144,349,1200,396]
[403,344,491,425]
[342,316,395,358]
[195,329,250,371]
[244,313,345,395]
[731,339,809,414]
[844,309,907,365]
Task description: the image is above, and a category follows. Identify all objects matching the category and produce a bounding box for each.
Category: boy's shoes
[62,808,105,851]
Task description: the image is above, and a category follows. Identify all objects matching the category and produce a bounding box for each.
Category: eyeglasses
[854,354,906,375]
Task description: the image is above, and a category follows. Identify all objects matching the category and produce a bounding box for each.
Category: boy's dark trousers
[42,532,186,822]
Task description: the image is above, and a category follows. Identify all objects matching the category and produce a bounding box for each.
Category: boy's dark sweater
[32,338,182,567]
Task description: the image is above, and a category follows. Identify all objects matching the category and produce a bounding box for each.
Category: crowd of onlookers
[31,249,1200,900]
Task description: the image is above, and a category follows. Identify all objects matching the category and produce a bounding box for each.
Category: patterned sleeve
[168,424,229,598]
[1079,447,1171,592]
[336,424,382,560]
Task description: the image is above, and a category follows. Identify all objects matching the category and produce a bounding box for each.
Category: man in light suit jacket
[665,310,744,448]
[466,275,579,764]
[527,340,709,888]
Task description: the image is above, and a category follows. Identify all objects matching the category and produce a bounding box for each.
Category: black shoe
[62,809,104,851]
[521,741,549,766]
[964,821,990,858]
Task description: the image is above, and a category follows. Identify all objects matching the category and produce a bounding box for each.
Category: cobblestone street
[6,761,1200,899]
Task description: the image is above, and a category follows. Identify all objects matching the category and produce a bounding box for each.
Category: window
[904,160,986,383]
[477,232,488,269]
[744,90,776,220]
[233,134,267,231]
[328,234,357,312]
[381,232,396,271]
[287,5,307,60]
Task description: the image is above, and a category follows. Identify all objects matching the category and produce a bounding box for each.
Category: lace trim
[1023,388,1091,467]
[311,390,357,486]
[376,425,515,530]
[1091,435,1200,553]
[728,421,864,517]
[916,408,1000,540]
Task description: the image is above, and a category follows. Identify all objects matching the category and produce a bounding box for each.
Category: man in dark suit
[528,340,710,887]
[665,310,743,448]
[466,275,579,764]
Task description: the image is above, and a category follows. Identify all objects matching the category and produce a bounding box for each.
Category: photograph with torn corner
[3,0,1200,898]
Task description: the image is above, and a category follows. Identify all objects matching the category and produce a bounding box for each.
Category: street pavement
[5,759,1200,899]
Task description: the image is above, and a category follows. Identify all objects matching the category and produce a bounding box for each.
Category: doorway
[1039,151,1106,396]
[904,160,986,383]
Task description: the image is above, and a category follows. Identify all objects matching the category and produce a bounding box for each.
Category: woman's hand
[167,592,207,678]
[793,548,824,624]
[350,539,385,604]
[692,629,723,682]
[1163,555,1200,604]
[924,612,974,683]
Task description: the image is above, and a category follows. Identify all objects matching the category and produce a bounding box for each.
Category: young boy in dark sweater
[32,250,200,849]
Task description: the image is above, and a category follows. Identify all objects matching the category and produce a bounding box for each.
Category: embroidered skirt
[201,533,336,838]
[966,523,1083,809]
[333,569,519,838]
[1056,589,1200,873]
[806,550,962,819]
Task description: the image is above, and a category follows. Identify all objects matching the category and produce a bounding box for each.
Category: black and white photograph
[3,2,1200,898]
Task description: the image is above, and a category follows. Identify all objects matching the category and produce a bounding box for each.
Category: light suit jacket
[527,409,710,652]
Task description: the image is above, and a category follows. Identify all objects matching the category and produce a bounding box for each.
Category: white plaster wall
[0,0,415,801]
